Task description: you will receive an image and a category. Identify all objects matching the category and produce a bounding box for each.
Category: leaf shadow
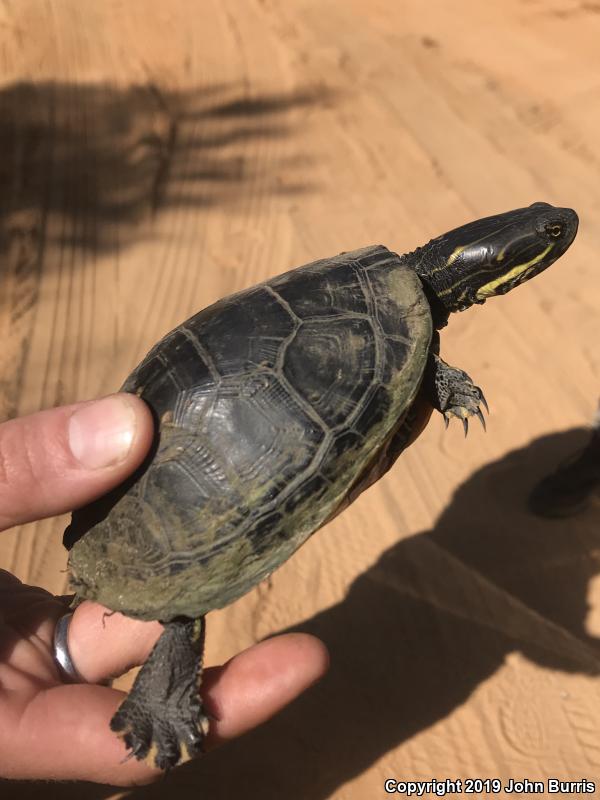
[0,80,329,258]
[0,79,333,418]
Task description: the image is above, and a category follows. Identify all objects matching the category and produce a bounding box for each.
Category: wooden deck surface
[1,1,600,797]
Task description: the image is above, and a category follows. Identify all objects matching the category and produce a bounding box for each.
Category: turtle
[64,201,578,770]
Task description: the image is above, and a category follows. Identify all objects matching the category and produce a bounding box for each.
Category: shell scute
[270,259,370,318]
[283,317,377,429]
[187,286,297,375]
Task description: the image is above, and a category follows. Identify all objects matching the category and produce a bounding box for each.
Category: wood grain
[0,1,599,797]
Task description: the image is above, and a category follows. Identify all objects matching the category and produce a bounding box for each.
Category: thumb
[0,394,154,531]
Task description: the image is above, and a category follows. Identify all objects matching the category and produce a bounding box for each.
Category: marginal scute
[382,337,412,381]
[353,384,392,437]
[362,257,427,336]
[284,472,330,515]
[329,429,364,456]
[247,511,285,554]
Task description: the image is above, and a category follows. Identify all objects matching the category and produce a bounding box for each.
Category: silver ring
[53,612,85,683]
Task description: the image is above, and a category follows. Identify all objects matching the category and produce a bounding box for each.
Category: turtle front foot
[426,355,488,436]
[110,617,209,771]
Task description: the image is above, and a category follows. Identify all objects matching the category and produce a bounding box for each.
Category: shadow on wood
[0,81,325,256]
[0,81,330,419]
[6,426,600,798]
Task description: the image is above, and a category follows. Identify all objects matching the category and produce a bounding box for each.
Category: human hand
[0,395,328,785]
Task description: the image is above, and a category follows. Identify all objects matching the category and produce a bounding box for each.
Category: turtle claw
[442,398,487,434]
[480,392,489,414]
[429,355,489,435]
[476,408,487,431]
[436,371,487,434]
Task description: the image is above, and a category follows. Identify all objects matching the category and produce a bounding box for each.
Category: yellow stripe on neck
[475,244,553,300]
[446,245,467,266]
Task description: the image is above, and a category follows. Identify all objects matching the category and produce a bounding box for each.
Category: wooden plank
[0,1,599,796]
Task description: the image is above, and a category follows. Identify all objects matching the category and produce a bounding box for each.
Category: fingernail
[68,395,137,469]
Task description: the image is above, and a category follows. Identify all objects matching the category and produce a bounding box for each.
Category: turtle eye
[546,223,563,238]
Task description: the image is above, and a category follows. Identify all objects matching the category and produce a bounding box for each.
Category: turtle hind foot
[426,354,488,435]
[110,616,208,771]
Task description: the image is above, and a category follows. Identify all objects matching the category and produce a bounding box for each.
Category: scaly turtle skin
[64,202,578,769]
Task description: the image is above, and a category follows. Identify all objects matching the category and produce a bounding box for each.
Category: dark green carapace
[64,202,578,769]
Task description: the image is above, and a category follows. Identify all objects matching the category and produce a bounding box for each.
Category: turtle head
[415,202,578,317]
